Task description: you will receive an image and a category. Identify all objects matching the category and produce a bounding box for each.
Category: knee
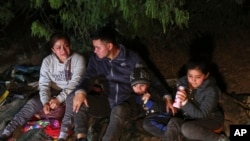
[168,117,182,128]
[111,105,130,121]
[112,105,127,116]
[26,97,41,107]
[181,122,192,138]
[26,98,36,105]
[142,119,152,132]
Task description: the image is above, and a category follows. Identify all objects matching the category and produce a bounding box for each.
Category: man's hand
[73,91,88,113]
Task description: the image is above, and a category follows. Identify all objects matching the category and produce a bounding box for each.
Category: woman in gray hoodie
[0,32,86,140]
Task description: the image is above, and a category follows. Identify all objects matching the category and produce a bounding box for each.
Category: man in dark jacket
[72,26,176,141]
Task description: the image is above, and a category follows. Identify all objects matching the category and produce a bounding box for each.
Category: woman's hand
[73,91,88,113]
[49,98,61,109]
[43,103,51,114]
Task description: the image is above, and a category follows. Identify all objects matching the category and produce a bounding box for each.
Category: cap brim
[131,80,150,86]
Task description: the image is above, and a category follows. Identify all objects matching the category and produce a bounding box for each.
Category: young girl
[163,59,228,141]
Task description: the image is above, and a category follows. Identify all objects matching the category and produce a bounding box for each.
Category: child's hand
[142,92,151,104]
[176,90,187,103]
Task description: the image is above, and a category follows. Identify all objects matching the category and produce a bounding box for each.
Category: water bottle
[173,86,185,108]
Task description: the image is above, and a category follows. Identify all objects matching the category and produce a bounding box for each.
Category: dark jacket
[177,76,224,121]
[135,88,166,116]
[76,45,171,108]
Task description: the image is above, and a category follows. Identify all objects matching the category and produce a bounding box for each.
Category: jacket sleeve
[75,55,98,95]
[182,86,220,119]
[39,57,52,105]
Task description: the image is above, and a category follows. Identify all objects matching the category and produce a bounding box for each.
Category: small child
[130,66,172,137]
[130,66,163,115]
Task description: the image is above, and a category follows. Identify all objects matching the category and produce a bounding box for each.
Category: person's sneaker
[0,134,9,141]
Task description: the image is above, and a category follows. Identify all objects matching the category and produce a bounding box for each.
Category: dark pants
[74,94,140,141]
[162,116,224,141]
[180,118,223,141]
[74,93,111,138]
[162,117,183,141]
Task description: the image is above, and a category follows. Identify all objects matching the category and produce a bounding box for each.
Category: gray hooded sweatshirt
[39,52,86,105]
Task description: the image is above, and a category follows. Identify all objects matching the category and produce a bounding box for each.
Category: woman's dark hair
[185,59,210,75]
[48,32,71,49]
[90,26,118,45]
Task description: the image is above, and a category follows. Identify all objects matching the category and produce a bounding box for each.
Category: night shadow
[121,36,173,93]
[177,32,227,93]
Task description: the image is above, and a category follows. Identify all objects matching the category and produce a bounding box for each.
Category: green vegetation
[0,0,249,52]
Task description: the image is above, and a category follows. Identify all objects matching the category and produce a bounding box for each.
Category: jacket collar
[95,44,127,61]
